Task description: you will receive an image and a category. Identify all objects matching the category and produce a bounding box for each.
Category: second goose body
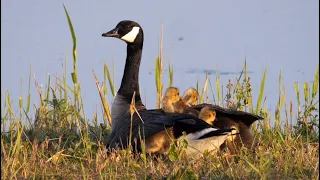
[193,103,262,154]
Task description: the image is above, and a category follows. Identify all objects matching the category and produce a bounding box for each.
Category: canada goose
[102,20,234,155]
[192,103,262,154]
[161,87,200,116]
[181,88,199,106]
[198,106,216,126]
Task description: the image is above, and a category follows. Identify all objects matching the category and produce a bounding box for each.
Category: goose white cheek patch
[121,27,140,43]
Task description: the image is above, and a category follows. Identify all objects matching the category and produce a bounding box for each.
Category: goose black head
[102,20,143,45]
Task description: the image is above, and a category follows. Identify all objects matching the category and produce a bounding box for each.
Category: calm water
[1,0,319,125]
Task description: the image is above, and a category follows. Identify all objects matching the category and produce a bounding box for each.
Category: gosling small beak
[102,28,119,37]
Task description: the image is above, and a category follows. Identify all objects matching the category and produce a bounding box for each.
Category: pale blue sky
[1,0,319,123]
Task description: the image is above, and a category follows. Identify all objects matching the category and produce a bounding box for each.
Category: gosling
[161,87,181,113]
[198,106,216,126]
[161,87,199,116]
[181,88,199,106]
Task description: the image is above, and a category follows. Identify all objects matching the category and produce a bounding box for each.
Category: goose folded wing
[107,109,233,151]
[131,109,227,140]
[192,103,263,127]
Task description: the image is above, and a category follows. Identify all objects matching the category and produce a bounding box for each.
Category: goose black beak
[102,28,119,37]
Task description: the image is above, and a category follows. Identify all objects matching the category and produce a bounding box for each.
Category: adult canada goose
[161,87,199,116]
[192,103,262,154]
[101,20,234,155]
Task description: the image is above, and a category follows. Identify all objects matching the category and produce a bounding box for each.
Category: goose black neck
[118,43,143,101]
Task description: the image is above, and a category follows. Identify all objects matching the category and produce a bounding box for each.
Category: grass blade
[19,77,23,120]
[45,74,51,107]
[25,63,32,113]
[63,3,79,104]
[243,158,262,177]
[104,61,116,97]
[256,66,267,114]
[303,83,309,105]
[199,74,209,104]
[311,65,319,101]
[294,82,301,115]
[155,56,162,108]
[93,70,112,126]
[216,70,221,105]
[169,64,173,87]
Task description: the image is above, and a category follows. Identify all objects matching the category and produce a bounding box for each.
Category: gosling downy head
[199,106,216,126]
[102,20,143,45]
[163,87,180,102]
[161,87,199,116]
[161,87,181,113]
[181,88,199,106]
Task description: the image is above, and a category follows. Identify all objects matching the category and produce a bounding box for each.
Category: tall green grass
[1,5,319,179]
